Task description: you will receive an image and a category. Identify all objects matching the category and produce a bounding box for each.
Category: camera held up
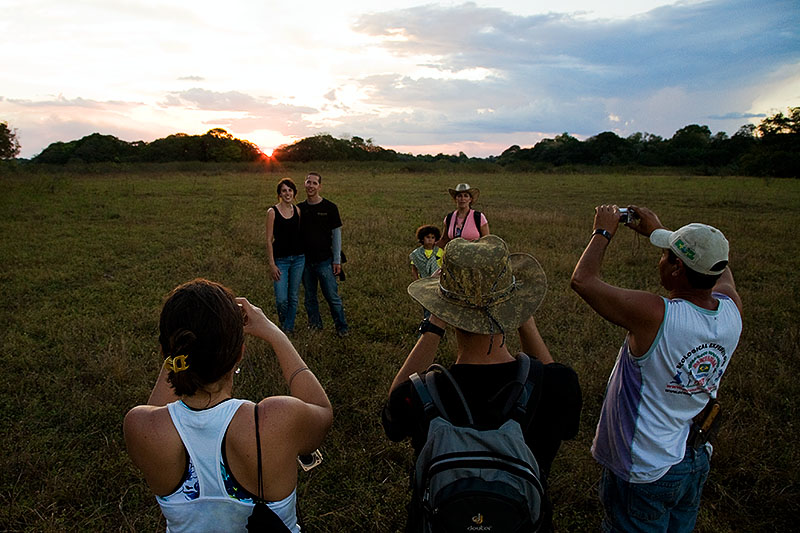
[618,207,638,225]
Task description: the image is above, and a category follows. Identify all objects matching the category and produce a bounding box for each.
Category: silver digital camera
[618,207,636,224]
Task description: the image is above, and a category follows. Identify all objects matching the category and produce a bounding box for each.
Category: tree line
[270,108,799,177]
[27,128,264,164]
[1,107,797,177]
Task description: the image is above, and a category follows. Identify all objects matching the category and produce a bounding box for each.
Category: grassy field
[1,163,798,532]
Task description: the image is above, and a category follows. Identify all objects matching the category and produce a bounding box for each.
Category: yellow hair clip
[164,354,190,373]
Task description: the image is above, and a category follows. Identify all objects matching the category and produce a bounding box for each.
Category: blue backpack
[409,353,544,533]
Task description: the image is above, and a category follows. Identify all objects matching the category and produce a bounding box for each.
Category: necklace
[455,209,469,236]
[276,202,294,218]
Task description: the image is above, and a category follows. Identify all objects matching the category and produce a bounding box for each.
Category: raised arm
[570,205,664,356]
[389,315,447,393]
[712,267,743,316]
[146,365,179,406]
[238,297,333,451]
[517,316,554,364]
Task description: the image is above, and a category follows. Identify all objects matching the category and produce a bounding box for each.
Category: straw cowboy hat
[408,235,547,335]
[448,183,480,202]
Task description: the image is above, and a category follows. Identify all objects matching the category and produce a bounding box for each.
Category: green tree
[33,133,137,163]
[667,124,712,165]
[0,121,21,159]
[584,132,634,165]
[748,107,800,177]
[758,107,800,136]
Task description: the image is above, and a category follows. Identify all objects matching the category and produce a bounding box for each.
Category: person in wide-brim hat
[408,235,547,336]
[448,183,480,202]
[384,235,581,533]
[438,183,490,249]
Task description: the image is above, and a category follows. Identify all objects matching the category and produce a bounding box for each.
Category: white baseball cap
[650,223,729,275]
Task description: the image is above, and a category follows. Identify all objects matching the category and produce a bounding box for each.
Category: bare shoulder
[124,404,164,431]
[124,405,174,443]
[257,396,306,425]
[123,405,182,469]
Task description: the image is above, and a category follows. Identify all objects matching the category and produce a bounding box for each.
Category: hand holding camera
[236,297,282,341]
[621,205,665,237]
[618,207,637,225]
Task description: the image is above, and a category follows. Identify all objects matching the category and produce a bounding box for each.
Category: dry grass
[1,164,798,531]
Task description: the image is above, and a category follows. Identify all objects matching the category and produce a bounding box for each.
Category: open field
[1,164,799,531]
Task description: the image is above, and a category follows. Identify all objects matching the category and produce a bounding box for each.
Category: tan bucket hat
[448,183,480,202]
[408,235,547,335]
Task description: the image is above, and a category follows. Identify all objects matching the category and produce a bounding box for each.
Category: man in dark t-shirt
[298,172,348,335]
[382,236,582,532]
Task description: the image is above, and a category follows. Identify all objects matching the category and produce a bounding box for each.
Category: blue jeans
[273,254,305,333]
[599,446,710,533]
[302,257,348,333]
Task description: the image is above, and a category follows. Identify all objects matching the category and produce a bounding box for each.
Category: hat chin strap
[485,309,505,355]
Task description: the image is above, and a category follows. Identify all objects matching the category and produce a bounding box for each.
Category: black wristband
[418,318,445,337]
[592,228,612,241]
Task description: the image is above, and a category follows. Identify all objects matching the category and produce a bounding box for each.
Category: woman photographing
[438,182,490,248]
[124,279,332,532]
[266,178,305,334]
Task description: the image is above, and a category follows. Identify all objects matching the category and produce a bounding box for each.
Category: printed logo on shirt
[666,342,728,395]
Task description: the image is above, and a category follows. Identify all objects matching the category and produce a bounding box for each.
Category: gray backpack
[409,353,544,533]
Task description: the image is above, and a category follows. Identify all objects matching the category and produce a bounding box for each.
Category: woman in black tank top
[266,178,305,334]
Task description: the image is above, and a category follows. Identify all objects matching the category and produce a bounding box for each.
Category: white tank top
[157,399,300,532]
[592,294,742,483]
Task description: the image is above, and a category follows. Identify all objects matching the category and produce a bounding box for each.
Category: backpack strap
[489,353,543,423]
[473,209,482,231]
[411,364,475,426]
[444,211,454,237]
[424,364,475,426]
[517,355,544,425]
[410,372,438,421]
[254,402,264,501]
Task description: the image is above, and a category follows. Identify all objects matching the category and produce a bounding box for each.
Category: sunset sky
[2,0,798,158]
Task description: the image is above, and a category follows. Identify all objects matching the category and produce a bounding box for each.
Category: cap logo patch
[674,238,696,260]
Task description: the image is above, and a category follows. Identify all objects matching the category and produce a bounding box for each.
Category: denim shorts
[599,446,710,533]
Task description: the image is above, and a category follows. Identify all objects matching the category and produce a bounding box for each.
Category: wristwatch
[418,318,445,337]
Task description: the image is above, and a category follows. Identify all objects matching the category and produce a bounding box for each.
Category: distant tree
[273,133,398,162]
[143,133,203,162]
[670,124,712,148]
[500,145,521,157]
[734,124,756,139]
[627,132,667,166]
[0,121,21,159]
[541,133,582,165]
[748,107,800,177]
[33,140,78,164]
[758,107,800,136]
[33,133,137,163]
[72,133,139,163]
[667,124,712,165]
[583,132,634,165]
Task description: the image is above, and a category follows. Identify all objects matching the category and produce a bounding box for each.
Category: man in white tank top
[571,205,743,533]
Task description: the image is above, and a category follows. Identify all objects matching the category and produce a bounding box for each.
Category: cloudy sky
[2,0,798,158]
